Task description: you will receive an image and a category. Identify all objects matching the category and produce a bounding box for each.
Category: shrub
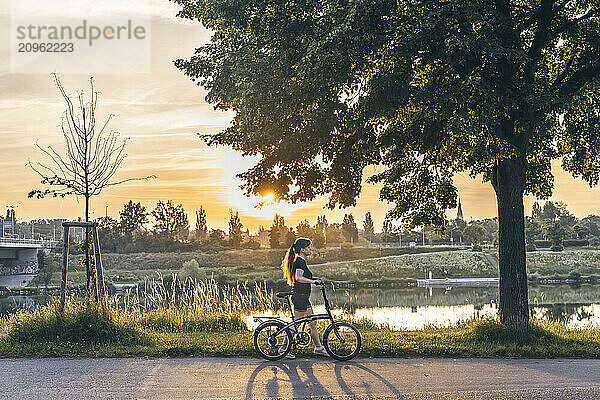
[549,273,566,281]
[567,270,582,281]
[341,242,354,251]
[525,243,537,252]
[528,272,540,282]
[179,259,206,281]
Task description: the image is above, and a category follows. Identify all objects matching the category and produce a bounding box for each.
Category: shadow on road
[245,359,405,399]
[333,361,404,399]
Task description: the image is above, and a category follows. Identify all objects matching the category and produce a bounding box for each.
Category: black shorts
[292,292,312,312]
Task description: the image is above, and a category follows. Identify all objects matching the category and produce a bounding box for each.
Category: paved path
[481,252,499,269]
[1,357,600,399]
[482,251,499,270]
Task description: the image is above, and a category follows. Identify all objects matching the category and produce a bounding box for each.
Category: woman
[280,238,328,358]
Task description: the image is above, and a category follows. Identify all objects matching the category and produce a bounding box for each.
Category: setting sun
[236,191,305,219]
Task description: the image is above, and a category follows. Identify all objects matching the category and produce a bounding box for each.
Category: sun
[263,193,275,204]
[226,186,306,219]
[219,150,308,219]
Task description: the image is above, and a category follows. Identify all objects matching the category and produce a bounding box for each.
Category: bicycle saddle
[276,291,293,298]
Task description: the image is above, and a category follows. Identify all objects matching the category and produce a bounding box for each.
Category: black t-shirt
[292,256,312,294]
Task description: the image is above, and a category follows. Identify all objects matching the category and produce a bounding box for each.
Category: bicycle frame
[254,284,344,342]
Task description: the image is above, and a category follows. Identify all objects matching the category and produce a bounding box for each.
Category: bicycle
[253,281,361,361]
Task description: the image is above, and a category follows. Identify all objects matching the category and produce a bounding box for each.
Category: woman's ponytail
[281,244,297,286]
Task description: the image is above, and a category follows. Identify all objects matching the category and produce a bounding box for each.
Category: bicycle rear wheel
[253,321,293,361]
[323,321,361,361]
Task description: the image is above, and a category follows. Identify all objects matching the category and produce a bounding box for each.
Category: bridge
[0,237,59,249]
[0,238,60,288]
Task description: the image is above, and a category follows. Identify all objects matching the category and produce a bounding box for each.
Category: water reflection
[352,304,498,330]
[248,284,600,330]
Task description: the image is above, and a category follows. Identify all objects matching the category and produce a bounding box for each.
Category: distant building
[457,198,464,221]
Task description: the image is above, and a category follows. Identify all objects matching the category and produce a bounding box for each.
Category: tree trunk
[492,155,529,330]
[85,196,91,301]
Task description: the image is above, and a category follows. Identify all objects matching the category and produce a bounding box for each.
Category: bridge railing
[0,237,59,247]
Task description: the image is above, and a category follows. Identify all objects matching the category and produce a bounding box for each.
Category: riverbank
[3,298,600,359]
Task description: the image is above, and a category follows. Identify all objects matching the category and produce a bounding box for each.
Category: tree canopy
[228,209,244,247]
[463,224,488,244]
[173,0,599,226]
[195,207,208,239]
[363,212,375,241]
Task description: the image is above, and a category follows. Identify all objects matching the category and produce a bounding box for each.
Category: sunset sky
[1,0,600,233]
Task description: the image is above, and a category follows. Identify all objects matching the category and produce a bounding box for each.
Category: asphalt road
[1,357,600,399]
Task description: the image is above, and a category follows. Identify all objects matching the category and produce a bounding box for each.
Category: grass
[311,250,495,284]
[4,277,600,358]
[5,301,151,346]
[527,249,600,279]
[3,312,600,358]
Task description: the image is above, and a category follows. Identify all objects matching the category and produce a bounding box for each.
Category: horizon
[4,195,597,236]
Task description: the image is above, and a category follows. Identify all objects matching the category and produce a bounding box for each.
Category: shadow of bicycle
[245,359,405,399]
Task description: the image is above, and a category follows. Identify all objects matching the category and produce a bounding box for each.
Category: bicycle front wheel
[253,321,293,361]
[323,321,361,361]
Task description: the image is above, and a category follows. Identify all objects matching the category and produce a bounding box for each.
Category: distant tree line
[35,199,600,254]
[90,200,368,253]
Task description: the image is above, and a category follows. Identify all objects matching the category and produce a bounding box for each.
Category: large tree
[342,213,359,243]
[363,212,375,242]
[195,206,208,239]
[296,218,314,238]
[173,0,600,329]
[463,224,489,245]
[269,213,286,248]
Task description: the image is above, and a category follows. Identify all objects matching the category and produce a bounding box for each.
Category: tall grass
[112,274,278,332]
[1,276,278,345]
[117,274,277,314]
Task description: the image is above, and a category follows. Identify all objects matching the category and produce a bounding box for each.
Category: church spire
[457,198,464,221]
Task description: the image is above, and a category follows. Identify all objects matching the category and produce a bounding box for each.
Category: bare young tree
[28,73,152,297]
